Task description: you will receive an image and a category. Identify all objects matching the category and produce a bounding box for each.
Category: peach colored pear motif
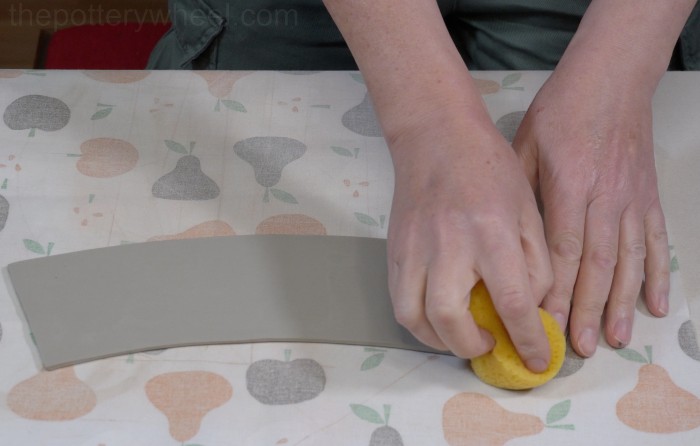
[616,346,700,433]
[7,367,97,421]
[443,393,544,446]
[196,71,253,99]
[83,71,151,83]
[255,214,326,235]
[148,220,236,241]
[146,371,233,443]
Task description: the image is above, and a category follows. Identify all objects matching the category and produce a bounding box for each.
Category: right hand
[385,105,554,372]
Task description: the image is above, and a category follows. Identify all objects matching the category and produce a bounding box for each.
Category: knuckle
[622,240,647,261]
[425,300,459,327]
[552,232,584,263]
[575,298,606,318]
[648,227,669,245]
[589,244,618,270]
[392,305,421,331]
[493,287,532,321]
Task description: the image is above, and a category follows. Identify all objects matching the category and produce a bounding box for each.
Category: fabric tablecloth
[0,69,699,445]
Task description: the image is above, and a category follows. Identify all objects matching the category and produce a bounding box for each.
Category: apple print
[0,70,23,79]
[351,404,404,446]
[233,136,306,203]
[75,138,139,178]
[342,92,383,137]
[555,338,586,378]
[0,194,8,231]
[4,95,70,137]
[246,349,325,405]
[152,141,220,200]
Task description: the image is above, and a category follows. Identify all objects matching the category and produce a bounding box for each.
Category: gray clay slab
[7,235,441,370]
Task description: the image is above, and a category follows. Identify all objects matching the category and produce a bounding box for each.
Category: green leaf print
[23,239,45,255]
[350,404,384,424]
[355,212,379,226]
[270,188,298,204]
[164,140,188,154]
[222,100,247,112]
[546,400,571,425]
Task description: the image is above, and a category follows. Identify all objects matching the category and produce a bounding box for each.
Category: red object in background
[43,23,171,69]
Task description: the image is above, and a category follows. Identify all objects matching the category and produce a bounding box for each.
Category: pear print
[233,136,306,203]
[83,70,150,83]
[0,194,8,231]
[146,371,233,443]
[255,214,326,235]
[196,71,252,111]
[616,345,700,433]
[153,140,220,200]
[246,349,325,405]
[7,367,97,421]
[350,404,404,446]
[148,220,235,241]
[75,138,139,178]
[474,78,501,94]
[678,320,700,361]
[342,92,383,137]
[495,111,526,143]
[4,95,70,137]
[443,393,574,445]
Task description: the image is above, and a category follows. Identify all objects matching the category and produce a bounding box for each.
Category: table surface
[0,70,699,445]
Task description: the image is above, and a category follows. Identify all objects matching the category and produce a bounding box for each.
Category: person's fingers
[541,191,586,333]
[604,206,646,348]
[643,199,671,317]
[478,223,550,373]
[425,253,495,358]
[570,199,621,357]
[520,201,554,302]
[388,252,448,351]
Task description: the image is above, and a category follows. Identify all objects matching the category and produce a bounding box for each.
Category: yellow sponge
[469,281,566,390]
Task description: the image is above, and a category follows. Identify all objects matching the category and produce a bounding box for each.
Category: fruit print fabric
[246,350,326,405]
[3,95,70,137]
[0,194,8,231]
[0,70,699,445]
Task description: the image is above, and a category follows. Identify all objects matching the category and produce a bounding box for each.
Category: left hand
[512,63,670,357]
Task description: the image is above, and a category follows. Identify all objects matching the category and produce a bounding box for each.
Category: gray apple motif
[342,92,382,137]
[0,194,8,231]
[370,426,404,446]
[678,320,700,361]
[233,136,306,188]
[246,350,325,405]
[152,155,220,200]
[495,111,526,143]
[555,338,585,379]
[4,95,70,137]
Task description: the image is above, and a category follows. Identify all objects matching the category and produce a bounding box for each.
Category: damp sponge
[469,281,566,390]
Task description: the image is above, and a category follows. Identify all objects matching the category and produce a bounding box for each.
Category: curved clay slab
[7,235,443,370]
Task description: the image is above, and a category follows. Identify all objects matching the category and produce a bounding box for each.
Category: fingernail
[577,328,598,357]
[553,312,568,332]
[657,294,669,316]
[613,318,632,348]
[525,358,548,374]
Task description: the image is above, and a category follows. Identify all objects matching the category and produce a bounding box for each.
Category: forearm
[562,0,697,93]
[322,0,491,144]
